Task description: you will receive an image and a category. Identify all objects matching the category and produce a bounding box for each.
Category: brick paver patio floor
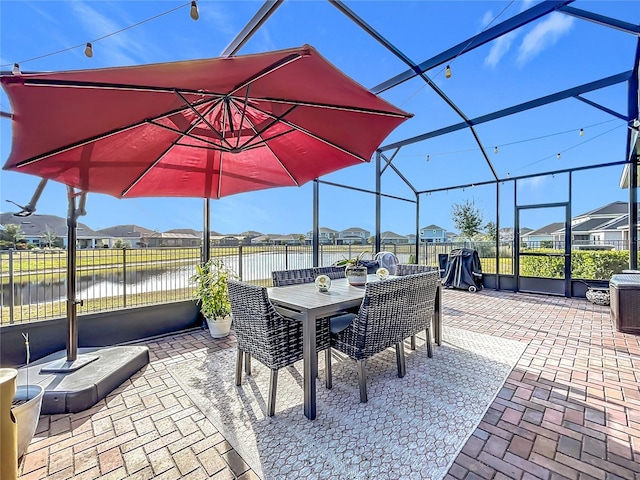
[17,289,640,479]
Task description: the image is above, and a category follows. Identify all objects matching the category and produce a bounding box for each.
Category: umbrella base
[40,354,99,373]
[16,346,149,414]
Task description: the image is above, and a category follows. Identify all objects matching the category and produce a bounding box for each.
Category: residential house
[419,224,447,243]
[146,231,201,247]
[338,227,370,245]
[306,227,338,245]
[97,225,158,248]
[380,231,408,244]
[251,234,299,245]
[1,213,108,248]
[521,222,564,248]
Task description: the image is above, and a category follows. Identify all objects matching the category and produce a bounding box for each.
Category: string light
[2,2,194,69]
[12,63,20,75]
[84,43,93,58]
[579,128,584,136]
[190,1,199,20]
[445,65,452,79]
[557,153,561,160]
[426,155,430,162]
[494,146,498,154]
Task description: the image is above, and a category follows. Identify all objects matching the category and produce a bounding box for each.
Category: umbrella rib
[121,101,225,197]
[175,91,234,150]
[227,52,304,97]
[226,100,300,187]
[146,120,235,153]
[235,84,252,149]
[13,97,217,168]
[240,96,411,118]
[228,98,298,151]
[249,102,370,163]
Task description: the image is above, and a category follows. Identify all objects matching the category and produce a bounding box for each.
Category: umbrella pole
[41,189,98,373]
[203,199,211,263]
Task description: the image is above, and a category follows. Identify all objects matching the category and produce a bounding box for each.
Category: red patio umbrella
[1,44,411,198]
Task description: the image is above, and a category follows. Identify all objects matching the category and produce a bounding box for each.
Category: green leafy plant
[334,251,368,267]
[191,258,238,320]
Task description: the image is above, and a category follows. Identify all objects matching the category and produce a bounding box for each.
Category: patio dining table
[267,274,442,420]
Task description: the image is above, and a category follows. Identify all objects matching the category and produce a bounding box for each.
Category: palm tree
[0,224,25,247]
[40,229,58,248]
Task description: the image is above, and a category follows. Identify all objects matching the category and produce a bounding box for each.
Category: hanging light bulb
[494,146,498,154]
[12,63,20,75]
[579,128,584,136]
[557,153,561,160]
[190,1,199,20]
[84,42,93,58]
[426,154,430,162]
[445,65,452,79]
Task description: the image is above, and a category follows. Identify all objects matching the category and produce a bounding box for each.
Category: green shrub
[519,249,630,280]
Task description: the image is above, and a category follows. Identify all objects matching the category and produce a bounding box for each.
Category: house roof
[96,225,156,237]
[524,222,564,236]
[381,231,405,239]
[576,201,627,218]
[421,224,445,231]
[342,227,368,233]
[165,228,203,236]
[0,213,105,239]
[571,217,617,232]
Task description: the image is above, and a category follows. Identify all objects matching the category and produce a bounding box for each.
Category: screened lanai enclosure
[1,0,639,302]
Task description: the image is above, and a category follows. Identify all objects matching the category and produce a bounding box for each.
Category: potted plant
[191,258,237,338]
[336,252,369,286]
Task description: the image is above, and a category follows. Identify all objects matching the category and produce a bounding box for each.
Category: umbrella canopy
[1,45,411,199]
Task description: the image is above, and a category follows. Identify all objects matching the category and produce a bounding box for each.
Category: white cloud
[516,12,574,65]
[484,30,518,68]
[481,10,494,29]
[520,176,547,189]
[70,2,147,65]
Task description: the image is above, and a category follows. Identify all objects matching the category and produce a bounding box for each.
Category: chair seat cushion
[329,313,357,334]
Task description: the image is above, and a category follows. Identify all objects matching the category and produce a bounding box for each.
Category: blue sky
[1,1,637,236]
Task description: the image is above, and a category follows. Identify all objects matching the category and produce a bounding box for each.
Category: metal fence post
[8,249,15,324]
[285,244,289,269]
[122,247,127,308]
[238,245,243,280]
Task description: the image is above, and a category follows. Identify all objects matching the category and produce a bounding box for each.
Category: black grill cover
[441,248,483,291]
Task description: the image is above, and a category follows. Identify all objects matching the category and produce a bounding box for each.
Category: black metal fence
[2,240,634,325]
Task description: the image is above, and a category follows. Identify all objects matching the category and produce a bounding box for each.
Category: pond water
[2,251,411,306]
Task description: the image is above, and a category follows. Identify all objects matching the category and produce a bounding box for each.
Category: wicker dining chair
[329,272,438,403]
[272,268,316,287]
[396,265,441,350]
[395,263,439,276]
[227,280,331,416]
[314,266,346,280]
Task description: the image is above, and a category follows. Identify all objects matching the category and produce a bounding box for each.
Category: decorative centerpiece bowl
[315,274,332,292]
[376,267,389,280]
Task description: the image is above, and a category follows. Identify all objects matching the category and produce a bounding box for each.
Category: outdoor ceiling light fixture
[12,63,20,75]
[445,65,452,79]
[190,1,199,20]
[84,42,93,58]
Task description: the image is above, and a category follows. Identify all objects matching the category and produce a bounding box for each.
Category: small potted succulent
[191,258,238,337]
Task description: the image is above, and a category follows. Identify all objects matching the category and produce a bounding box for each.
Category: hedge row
[519,249,632,280]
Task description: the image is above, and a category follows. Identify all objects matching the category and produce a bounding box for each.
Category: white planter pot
[206,316,232,338]
[12,385,44,459]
